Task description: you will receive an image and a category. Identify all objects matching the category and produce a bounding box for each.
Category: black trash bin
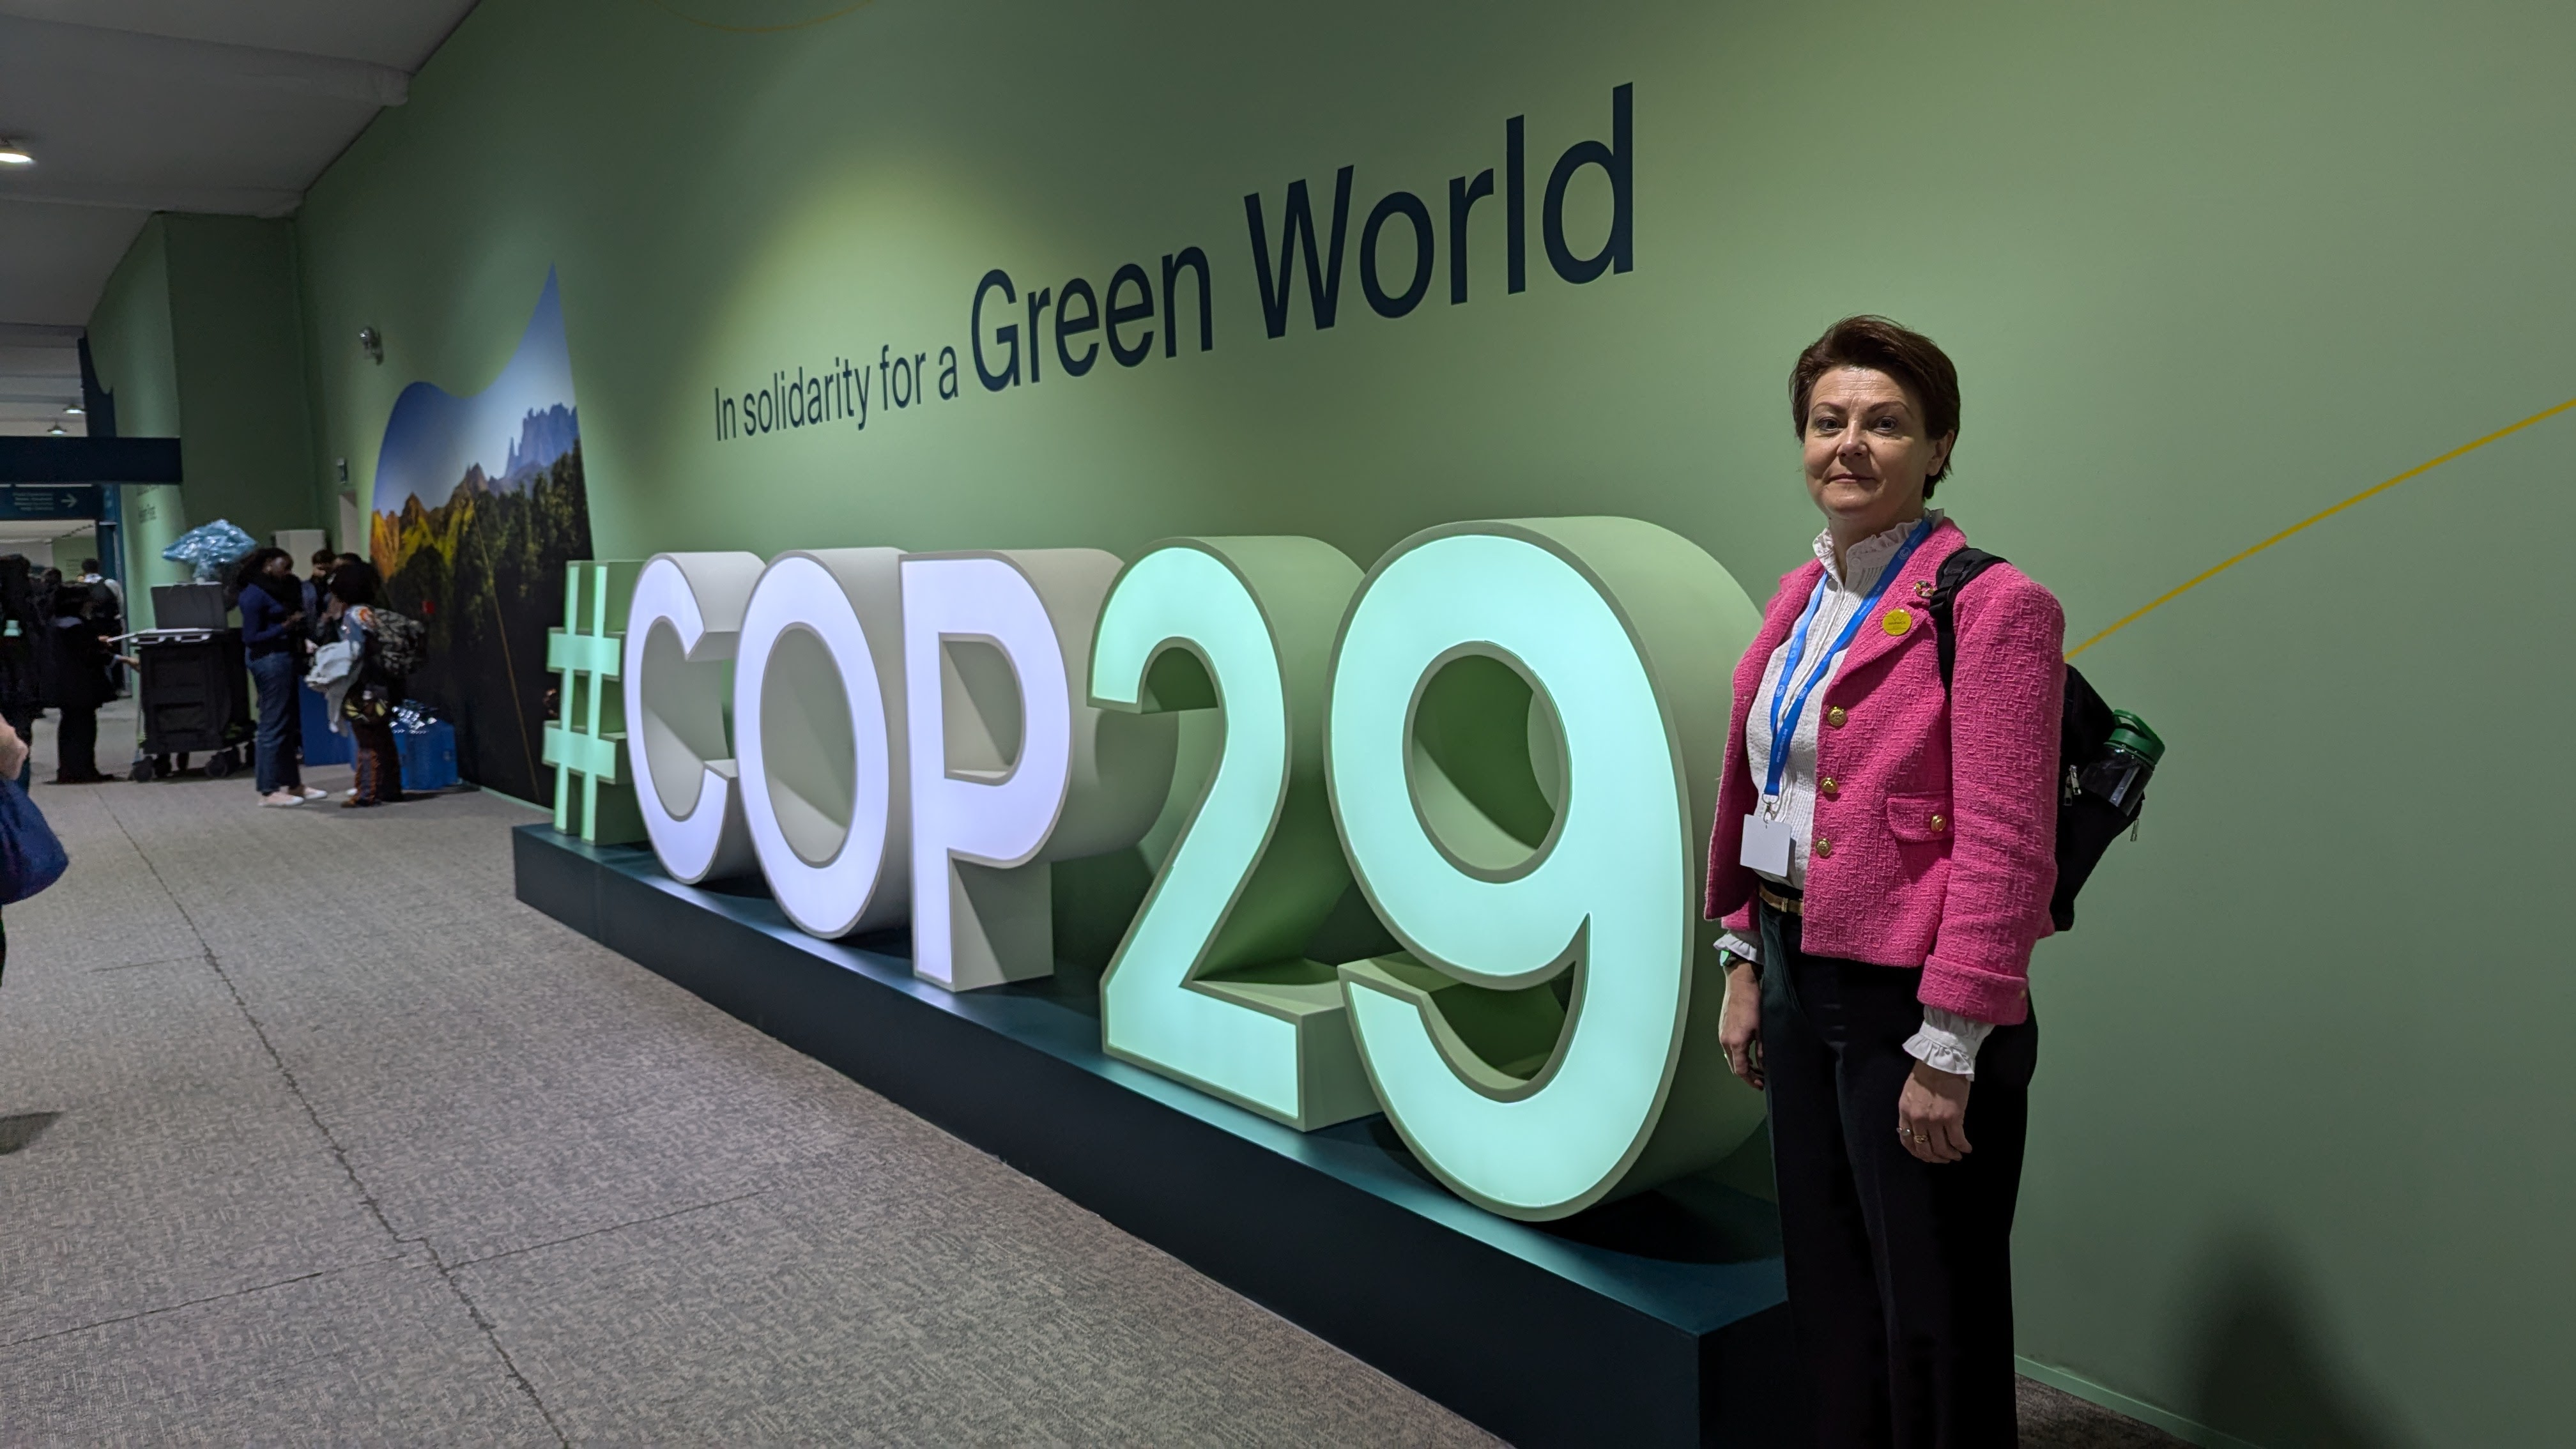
[125,628,252,781]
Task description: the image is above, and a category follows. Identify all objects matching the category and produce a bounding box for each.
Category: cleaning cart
[122,625,253,782]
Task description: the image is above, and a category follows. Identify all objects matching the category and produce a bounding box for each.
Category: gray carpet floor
[0,701,2178,1446]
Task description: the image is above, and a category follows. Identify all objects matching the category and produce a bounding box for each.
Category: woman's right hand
[1719,961,1763,1089]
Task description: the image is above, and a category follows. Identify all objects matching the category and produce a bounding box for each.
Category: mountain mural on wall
[369,270,594,802]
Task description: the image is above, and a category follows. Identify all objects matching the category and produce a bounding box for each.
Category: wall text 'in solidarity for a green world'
[712,85,1634,443]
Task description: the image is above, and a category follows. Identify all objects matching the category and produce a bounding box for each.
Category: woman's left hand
[1897,1060,1972,1163]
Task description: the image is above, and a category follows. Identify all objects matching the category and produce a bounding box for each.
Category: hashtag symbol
[543,560,647,843]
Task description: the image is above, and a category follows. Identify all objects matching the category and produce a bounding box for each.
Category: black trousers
[1758,900,2037,1448]
[54,705,98,780]
[349,716,402,804]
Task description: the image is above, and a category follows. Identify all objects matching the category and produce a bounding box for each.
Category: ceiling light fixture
[0,141,33,167]
[63,405,83,416]
[47,425,65,436]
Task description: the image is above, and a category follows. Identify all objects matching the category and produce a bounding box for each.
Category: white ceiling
[0,519,92,540]
[0,1,482,436]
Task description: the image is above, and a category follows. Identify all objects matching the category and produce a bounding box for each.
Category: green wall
[161,216,322,548]
[86,218,187,625]
[290,3,2576,1442]
[86,214,323,628]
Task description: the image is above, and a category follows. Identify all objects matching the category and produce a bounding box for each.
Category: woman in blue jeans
[236,548,322,806]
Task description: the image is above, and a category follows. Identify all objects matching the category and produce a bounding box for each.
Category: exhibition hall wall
[86,219,184,616]
[89,214,320,629]
[91,0,2573,1441]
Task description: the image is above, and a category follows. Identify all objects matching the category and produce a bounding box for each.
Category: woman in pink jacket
[1705,316,2064,1446]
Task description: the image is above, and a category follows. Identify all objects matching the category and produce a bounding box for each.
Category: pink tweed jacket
[1702,519,2064,1025]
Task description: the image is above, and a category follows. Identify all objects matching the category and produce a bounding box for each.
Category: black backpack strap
[1929,548,2007,694]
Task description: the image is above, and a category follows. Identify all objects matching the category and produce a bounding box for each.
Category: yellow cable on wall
[2066,395,2576,659]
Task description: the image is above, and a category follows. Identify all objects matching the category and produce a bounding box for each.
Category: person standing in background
[303,550,337,640]
[77,558,126,697]
[324,562,404,807]
[78,558,121,613]
[236,549,322,806]
[42,569,116,785]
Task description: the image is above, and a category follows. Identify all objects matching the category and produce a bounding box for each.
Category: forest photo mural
[369,270,594,801]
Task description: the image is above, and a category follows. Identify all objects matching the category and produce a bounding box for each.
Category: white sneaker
[340,788,358,799]
[297,786,326,801]
[261,790,304,808]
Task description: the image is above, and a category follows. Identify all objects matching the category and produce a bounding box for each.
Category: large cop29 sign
[619,519,1765,1222]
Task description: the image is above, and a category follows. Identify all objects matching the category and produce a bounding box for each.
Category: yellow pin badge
[1881,606,1912,637]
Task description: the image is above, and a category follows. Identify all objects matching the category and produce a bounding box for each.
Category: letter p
[901,550,1176,990]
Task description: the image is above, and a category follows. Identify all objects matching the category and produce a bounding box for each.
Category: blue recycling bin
[396,718,458,792]
[298,684,352,767]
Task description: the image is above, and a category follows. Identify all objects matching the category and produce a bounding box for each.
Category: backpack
[367,608,429,678]
[1928,549,2163,931]
[77,581,119,629]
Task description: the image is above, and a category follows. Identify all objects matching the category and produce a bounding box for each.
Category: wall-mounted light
[0,140,33,167]
[358,326,383,364]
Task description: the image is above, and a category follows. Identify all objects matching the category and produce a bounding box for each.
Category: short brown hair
[1790,316,1962,494]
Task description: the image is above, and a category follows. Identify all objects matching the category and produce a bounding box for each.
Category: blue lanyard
[1763,516,1936,801]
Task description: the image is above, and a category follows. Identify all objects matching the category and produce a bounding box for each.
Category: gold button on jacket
[1819,776,1839,798]
[1811,834,1833,859]
[1824,705,1848,729]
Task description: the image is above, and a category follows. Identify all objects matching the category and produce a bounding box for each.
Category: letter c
[624,552,765,883]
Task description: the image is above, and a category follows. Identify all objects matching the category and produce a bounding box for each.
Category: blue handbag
[0,775,68,904]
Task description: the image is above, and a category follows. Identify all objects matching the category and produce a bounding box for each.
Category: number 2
[1089,537,1377,1131]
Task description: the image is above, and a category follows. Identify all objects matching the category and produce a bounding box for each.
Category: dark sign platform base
[514,825,1809,1447]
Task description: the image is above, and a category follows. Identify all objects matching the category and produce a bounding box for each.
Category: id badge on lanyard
[1740,518,1934,876]
[1740,806,1793,876]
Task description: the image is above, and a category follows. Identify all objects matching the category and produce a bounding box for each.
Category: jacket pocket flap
[1886,792,1953,843]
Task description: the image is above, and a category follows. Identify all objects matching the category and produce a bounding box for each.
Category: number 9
[1327,519,1764,1220]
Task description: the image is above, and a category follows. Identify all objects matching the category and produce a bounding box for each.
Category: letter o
[1361,190,1435,319]
[732,549,910,937]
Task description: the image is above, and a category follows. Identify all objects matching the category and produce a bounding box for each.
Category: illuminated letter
[903,550,1175,990]
[732,549,908,937]
[1091,538,1376,1130]
[1326,519,1763,1220]
[625,551,767,884]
